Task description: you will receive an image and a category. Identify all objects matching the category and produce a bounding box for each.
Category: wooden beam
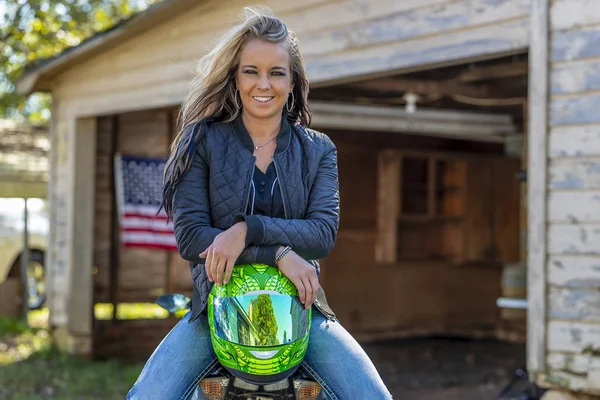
[348,78,493,98]
[376,150,400,264]
[310,101,516,142]
[306,17,529,86]
[428,157,436,218]
[527,0,549,378]
[109,116,119,321]
[457,61,529,83]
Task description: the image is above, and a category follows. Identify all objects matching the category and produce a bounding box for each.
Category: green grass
[0,345,143,400]
[0,303,187,399]
[0,309,146,400]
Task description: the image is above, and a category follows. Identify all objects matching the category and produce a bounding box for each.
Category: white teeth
[253,96,273,103]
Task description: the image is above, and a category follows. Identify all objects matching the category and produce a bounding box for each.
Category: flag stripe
[121,231,177,246]
[121,216,173,232]
[123,242,178,251]
[116,154,177,251]
[123,204,168,217]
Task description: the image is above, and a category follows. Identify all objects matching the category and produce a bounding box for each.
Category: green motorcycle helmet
[207,264,311,384]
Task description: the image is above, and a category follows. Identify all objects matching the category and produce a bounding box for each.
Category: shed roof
[16,0,195,96]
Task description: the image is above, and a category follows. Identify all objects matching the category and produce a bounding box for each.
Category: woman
[127,7,392,400]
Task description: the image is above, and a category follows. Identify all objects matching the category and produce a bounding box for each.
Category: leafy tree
[0,0,160,123]
[251,294,279,346]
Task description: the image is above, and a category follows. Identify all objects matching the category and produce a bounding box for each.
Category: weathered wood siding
[322,131,511,339]
[542,0,600,393]
[46,115,96,354]
[50,0,531,118]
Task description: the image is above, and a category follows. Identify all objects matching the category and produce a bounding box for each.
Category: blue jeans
[127,311,392,400]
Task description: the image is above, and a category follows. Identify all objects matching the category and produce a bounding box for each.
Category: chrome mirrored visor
[213,292,309,347]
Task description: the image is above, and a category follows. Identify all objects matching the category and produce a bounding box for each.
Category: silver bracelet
[275,246,292,264]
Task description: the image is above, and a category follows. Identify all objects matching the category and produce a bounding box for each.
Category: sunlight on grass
[0,302,186,400]
[0,313,52,366]
[0,304,184,368]
[94,302,188,320]
[0,328,51,365]
[11,303,186,329]
[28,308,49,328]
[94,302,170,320]
[0,303,183,366]
[0,314,143,399]
[0,341,142,400]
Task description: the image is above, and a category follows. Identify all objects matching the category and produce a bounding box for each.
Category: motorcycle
[497,366,546,400]
[157,293,325,400]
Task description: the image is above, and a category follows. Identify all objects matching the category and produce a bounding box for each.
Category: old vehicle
[0,198,48,310]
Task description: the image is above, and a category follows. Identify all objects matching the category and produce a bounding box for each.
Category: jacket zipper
[242,157,256,214]
[272,157,289,219]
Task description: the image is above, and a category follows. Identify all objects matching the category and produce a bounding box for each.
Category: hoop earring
[286,91,295,113]
[234,89,242,109]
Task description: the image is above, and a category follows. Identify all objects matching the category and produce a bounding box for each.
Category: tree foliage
[0,0,159,122]
[251,294,279,347]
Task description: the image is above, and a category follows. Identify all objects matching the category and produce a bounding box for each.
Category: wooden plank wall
[93,109,192,305]
[321,130,508,339]
[94,318,180,361]
[541,0,600,393]
[51,0,531,118]
[116,110,171,301]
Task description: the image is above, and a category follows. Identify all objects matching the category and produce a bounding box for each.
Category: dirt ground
[362,337,526,400]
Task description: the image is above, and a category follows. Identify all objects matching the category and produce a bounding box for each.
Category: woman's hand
[276,249,320,309]
[200,222,247,286]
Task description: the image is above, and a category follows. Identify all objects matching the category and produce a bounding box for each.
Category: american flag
[114,154,177,251]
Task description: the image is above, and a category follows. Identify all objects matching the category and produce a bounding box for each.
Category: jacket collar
[232,113,292,155]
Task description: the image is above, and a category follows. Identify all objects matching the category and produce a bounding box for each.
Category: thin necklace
[252,134,278,150]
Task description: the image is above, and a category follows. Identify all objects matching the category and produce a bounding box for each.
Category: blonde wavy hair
[161,6,311,219]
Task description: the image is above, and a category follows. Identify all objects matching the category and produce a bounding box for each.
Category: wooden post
[521,100,528,262]
[527,0,550,378]
[428,156,436,218]
[57,116,96,355]
[20,198,29,322]
[109,115,119,320]
[376,150,400,263]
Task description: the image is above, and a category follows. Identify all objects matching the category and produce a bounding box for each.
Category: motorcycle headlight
[200,377,229,400]
[294,379,322,400]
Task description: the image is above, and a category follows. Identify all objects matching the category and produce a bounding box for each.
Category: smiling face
[235,39,294,122]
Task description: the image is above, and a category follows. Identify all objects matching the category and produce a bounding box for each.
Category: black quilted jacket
[172,116,340,323]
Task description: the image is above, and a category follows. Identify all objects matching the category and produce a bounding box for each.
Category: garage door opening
[305,53,530,396]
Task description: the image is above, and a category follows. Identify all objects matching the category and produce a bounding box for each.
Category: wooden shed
[16,0,600,396]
